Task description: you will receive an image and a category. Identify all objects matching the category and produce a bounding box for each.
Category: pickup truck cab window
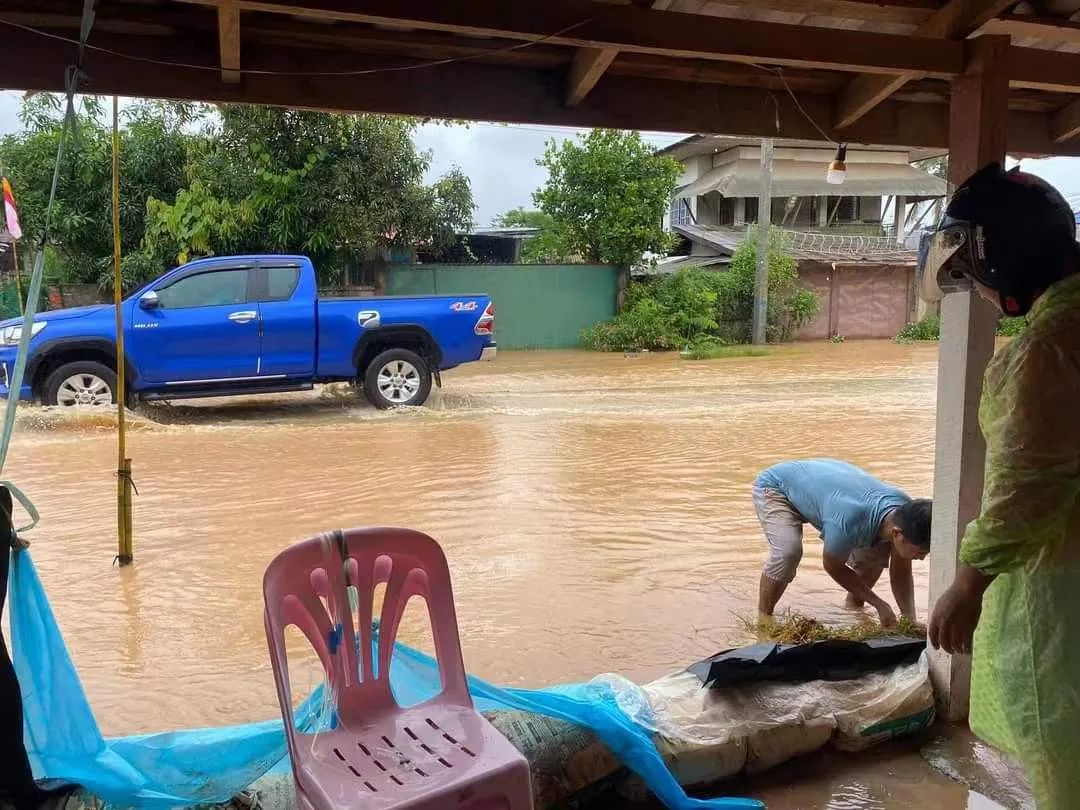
[254,267,301,303]
[156,269,249,309]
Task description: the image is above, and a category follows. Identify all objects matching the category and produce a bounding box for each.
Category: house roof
[658,134,945,163]
[463,226,540,239]
[674,224,919,265]
[676,158,947,200]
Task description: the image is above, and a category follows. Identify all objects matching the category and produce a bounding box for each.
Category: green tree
[145,106,475,284]
[495,208,571,263]
[533,129,680,268]
[0,95,198,288]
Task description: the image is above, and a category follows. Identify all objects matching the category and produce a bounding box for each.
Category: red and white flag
[3,177,22,240]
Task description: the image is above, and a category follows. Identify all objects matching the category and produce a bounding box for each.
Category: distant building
[418,226,541,264]
[656,136,948,340]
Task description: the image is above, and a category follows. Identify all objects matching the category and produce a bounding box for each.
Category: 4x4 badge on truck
[450,301,478,312]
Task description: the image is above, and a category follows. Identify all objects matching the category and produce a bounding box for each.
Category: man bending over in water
[753,459,932,626]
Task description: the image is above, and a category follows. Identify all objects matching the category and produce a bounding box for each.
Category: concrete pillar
[817,196,828,229]
[733,197,746,228]
[928,34,1009,723]
[892,195,907,244]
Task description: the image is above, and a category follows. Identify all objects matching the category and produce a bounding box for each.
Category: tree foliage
[0,96,195,286]
[533,129,680,268]
[494,208,571,263]
[1,98,476,291]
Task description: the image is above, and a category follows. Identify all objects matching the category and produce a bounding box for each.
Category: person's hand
[875,601,898,628]
[10,534,29,551]
[929,566,992,654]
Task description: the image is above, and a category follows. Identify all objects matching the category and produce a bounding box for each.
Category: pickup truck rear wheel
[43,361,117,407]
[363,349,432,409]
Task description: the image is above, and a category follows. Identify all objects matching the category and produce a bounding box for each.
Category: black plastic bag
[688,637,926,689]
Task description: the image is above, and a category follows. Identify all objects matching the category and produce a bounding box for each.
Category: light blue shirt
[756,459,910,558]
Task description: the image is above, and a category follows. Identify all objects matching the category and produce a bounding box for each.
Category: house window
[670,197,692,227]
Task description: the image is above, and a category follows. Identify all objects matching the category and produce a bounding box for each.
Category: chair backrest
[263,527,471,738]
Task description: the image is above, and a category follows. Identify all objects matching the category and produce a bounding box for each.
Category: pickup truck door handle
[228,310,258,324]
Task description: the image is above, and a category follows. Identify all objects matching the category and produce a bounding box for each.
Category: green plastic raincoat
[960,272,1080,809]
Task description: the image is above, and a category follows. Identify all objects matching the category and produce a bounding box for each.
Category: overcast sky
[2,90,1079,222]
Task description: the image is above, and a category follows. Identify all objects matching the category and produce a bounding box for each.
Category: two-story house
[658,135,947,340]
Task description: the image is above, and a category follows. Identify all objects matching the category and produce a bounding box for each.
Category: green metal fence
[385,264,619,349]
[0,281,22,320]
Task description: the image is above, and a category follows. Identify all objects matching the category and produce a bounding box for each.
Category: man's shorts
[753,485,891,583]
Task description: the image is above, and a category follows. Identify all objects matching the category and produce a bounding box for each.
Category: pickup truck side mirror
[139,290,161,310]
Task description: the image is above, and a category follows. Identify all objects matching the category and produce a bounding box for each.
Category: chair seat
[294,704,527,809]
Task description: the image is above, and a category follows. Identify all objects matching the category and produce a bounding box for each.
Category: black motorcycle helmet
[918,163,1079,316]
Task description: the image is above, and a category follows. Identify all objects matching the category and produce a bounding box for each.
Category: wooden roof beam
[685,0,941,26]
[2,23,1077,157]
[218,0,241,83]
[980,13,1080,45]
[834,0,1015,129]
[565,0,672,107]
[1052,98,1080,142]
[176,0,965,76]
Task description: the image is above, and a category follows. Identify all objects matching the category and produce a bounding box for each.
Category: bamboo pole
[10,240,24,315]
[112,96,133,566]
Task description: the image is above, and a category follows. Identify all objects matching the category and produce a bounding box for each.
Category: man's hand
[875,601,898,628]
[10,533,29,551]
[929,565,993,654]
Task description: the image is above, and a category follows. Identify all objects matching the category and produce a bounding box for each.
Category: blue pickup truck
[0,255,495,409]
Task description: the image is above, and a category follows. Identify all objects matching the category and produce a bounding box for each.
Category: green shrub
[997,316,1026,337]
[896,313,1026,343]
[581,233,818,351]
[579,296,677,352]
[895,315,941,343]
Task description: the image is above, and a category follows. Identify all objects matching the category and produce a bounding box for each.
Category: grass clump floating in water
[680,343,771,361]
[743,611,925,644]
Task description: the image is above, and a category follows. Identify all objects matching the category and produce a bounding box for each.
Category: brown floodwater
[4,341,1011,808]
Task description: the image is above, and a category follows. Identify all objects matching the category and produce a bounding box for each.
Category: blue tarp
[9,551,759,809]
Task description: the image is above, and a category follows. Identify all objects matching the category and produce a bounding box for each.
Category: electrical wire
[746,62,838,145]
[0,16,594,78]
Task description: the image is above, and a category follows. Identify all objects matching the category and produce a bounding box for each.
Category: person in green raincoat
[923,163,1080,809]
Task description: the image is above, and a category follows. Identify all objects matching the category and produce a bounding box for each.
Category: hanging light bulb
[826,143,848,185]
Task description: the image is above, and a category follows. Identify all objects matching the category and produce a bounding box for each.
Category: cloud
[413,121,683,225]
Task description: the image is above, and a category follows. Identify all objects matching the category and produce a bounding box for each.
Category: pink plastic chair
[263,527,533,810]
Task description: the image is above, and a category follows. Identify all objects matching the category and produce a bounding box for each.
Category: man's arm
[889,554,917,622]
[822,552,897,626]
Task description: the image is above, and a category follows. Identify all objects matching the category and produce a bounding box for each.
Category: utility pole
[751,138,774,345]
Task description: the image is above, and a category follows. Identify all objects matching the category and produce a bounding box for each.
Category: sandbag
[485,710,626,809]
[625,653,935,791]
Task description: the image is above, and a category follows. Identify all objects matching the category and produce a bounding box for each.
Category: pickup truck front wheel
[43,361,117,407]
[363,349,432,409]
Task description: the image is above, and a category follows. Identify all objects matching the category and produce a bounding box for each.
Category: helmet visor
[917,221,978,302]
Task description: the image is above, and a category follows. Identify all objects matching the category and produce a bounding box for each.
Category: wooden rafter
[217,0,241,83]
[173,0,965,76]
[566,47,618,106]
[980,13,1080,46]
[682,0,940,26]
[1052,98,1080,142]
[834,0,1015,128]
[565,0,672,106]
